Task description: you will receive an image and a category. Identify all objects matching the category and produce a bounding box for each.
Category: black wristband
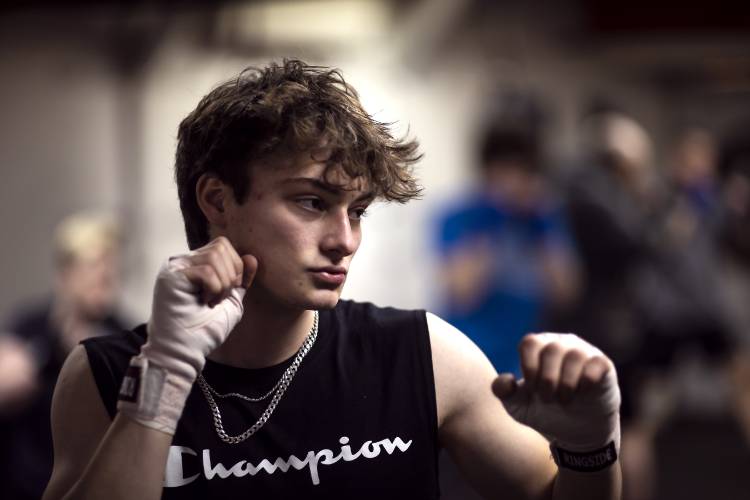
[550,441,618,472]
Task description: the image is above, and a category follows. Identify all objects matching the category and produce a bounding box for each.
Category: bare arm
[430,313,621,500]
[42,345,172,500]
[432,313,556,499]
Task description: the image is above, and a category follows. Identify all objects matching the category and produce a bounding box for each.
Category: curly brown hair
[175,59,423,249]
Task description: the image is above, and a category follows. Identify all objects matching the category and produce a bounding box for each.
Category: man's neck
[206,290,316,369]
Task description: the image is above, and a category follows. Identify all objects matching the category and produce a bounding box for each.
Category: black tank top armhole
[81,326,146,420]
[412,309,442,486]
[413,310,438,435]
[82,340,119,419]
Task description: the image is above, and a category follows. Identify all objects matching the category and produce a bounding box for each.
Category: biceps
[441,399,556,500]
[44,346,112,499]
[429,312,557,499]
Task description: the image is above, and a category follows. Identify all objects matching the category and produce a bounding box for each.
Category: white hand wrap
[503,334,621,454]
[117,257,245,434]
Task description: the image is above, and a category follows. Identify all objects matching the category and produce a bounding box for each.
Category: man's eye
[349,207,369,220]
[297,198,324,211]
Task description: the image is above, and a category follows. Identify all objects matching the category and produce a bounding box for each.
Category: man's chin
[306,288,343,310]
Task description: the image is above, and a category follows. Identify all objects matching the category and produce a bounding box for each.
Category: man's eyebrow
[281,177,375,202]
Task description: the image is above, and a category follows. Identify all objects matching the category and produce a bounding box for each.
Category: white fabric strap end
[117,355,157,414]
[117,355,192,436]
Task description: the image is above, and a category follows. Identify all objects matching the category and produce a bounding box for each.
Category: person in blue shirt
[435,124,579,374]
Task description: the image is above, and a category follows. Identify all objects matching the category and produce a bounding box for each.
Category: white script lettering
[165,435,413,487]
[164,446,200,487]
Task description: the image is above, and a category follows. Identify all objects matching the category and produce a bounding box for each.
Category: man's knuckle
[519,334,539,352]
[564,348,587,363]
[198,264,217,281]
[540,342,563,359]
[580,371,599,386]
[218,239,232,254]
[587,355,609,370]
[206,251,223,269]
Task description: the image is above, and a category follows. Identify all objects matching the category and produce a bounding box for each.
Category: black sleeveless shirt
[82,300,441,499]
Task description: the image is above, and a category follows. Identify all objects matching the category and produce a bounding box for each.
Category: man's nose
[321,210,359,260]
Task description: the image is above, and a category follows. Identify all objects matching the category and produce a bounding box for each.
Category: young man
[43,60,621,500]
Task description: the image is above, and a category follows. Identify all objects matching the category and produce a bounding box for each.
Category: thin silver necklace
[196,311,319,444]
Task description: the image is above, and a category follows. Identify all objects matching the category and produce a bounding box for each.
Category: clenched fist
[492,333,621,468]
[118,237,257,434]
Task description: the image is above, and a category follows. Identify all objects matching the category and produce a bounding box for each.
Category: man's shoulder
[329,301,431,365]
[333,299,425,331]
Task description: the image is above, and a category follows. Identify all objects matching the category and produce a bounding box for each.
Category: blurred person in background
[665,128,722,232]
[633,125,747,500]
[565,111,663,500]
[716,124,750,446]
[566,113,736,500]
[565,110,660,365]
[434,99,580,375]
[0,212,128,500]
[653,127,727,358]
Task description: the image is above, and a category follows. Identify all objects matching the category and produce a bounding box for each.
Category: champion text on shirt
[164,435,413,487]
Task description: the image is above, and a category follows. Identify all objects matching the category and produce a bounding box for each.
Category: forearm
[551,463,622,500]
[62,414,172,500]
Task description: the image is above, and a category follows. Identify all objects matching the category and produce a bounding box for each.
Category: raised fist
[492,333,621,455]
[118,237,257,434]
[142,237,258,381]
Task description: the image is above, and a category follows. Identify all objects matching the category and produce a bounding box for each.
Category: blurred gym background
[1,1,749,499]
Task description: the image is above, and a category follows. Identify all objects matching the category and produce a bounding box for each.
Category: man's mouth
[309,266,347,287]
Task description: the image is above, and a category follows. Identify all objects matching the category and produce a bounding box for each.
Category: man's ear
[196,173,232,228]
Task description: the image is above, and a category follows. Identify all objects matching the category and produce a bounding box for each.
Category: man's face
[221,151,373,311]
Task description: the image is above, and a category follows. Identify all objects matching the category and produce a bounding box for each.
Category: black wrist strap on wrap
[550,441,618,472]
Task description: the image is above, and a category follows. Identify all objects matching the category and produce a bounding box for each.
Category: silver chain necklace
[196,311,319,444]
